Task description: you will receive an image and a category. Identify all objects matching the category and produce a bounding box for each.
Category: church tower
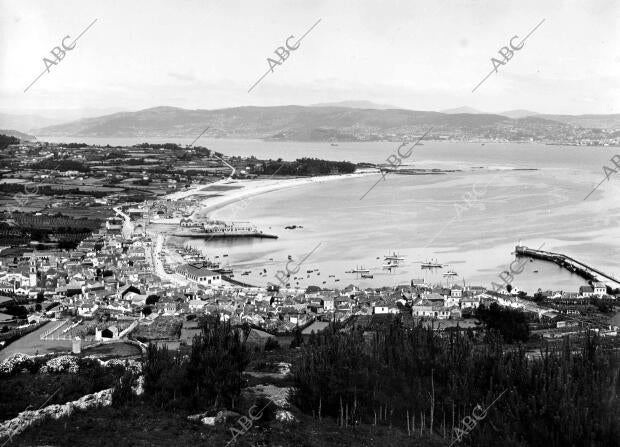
[29,256,37,288]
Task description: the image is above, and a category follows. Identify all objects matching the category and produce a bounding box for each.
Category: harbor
[515,245,620,290]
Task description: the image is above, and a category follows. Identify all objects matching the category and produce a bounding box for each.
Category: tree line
[261,158,356,176]
[291,317,620,446]
[142,316,250,410]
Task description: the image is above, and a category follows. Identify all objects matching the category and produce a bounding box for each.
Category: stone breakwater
[0,388,113,441]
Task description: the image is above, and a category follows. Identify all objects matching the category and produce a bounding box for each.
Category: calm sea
[41,136,620,295]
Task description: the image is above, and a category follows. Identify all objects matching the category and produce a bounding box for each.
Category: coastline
[155,172,376,274]
[166,171,377,218]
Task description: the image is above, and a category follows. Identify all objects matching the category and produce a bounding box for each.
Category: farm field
[0,322,74,361]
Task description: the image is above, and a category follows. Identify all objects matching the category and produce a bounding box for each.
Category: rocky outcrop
[0,389,113,441]
[187,409,241,426]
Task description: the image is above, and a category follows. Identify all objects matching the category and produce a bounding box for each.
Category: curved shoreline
[174,171,377,218]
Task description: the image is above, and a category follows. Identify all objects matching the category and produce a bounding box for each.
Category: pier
[222,275,259,288]
[515,245,620,289]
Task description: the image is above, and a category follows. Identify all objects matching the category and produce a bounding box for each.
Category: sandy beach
[149,171,376,282]
[166,171,377,219]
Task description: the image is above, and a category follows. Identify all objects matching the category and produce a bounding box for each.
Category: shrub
[264,337,280,351]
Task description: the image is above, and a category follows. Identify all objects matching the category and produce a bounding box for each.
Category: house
[496,295,523,309]
[96,325,120,340]
[449,307,462,319]
[450,286,463,298]
[322,297,335,311]
[77,303,98,317]
[411,300,434,318]
[592,282,606,296]
[461,296,481,309]
[176,263,222,286]
[188,299,207,312]
[373,305,389,314]
[164,302,178,315]
[557,320,579,329]
[579,285,594,297]
[432,306,451,319]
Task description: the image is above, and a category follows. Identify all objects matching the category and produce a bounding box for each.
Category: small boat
[329,274,335,278]
[223,254,228,257]
[361,274,374,279]
[384,252,405,262]
[533,270,539,273]
[421,259,443,268]
[443,270,458,277]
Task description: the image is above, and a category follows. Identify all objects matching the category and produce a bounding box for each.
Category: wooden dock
[515,245,620,289]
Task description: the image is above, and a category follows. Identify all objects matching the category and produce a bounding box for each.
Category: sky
[1,0,619,119]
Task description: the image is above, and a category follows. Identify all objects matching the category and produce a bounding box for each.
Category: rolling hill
[35,105,571,142]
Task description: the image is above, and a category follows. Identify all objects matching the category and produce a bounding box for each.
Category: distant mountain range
[0,108,126,134]
[499,109,540,119]
[441,106,484,115]
[25,104,620,142]
[0,129,36,140]
[0,113,61,132]
[311,100,398,110]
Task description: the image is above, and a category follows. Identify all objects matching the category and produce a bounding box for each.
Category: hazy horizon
[2,0,620,118]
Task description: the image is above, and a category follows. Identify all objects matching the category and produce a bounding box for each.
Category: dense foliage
[475,302,530,343]
[261,158,356,176]
[29,159,90,172]
[0,134,20,150]
[143,317,250,410]
[0,183,109,198]
[0,356,124,420]
[292,318,620,447]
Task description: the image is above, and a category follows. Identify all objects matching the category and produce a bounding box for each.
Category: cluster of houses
[1,208,618,346]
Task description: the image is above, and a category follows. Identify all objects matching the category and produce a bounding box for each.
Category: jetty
[222,275,259,288]
[515,245,620,289]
